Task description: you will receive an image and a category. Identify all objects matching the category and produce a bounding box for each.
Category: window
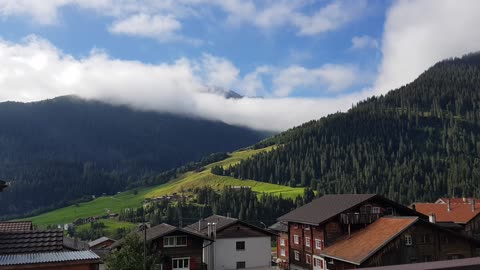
[164,236,187,247]
[294,251,300,261]
[280,248,286,257]
[293,235,299,244]
[236,241,245,251]
[372,207,381,214]
[304,225,310,230]
[405,234,413,246]
[236,261,246,269]
[280,238,286,246]
[314,258,324,269]
[305,237,311,247]
[306,254,311,264]
[172,258,190,270]
[315,239,323,250]
[423,234,431,244]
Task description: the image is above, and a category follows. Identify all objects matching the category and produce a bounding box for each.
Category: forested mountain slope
[0,96,267,218]
[222,53,480,204]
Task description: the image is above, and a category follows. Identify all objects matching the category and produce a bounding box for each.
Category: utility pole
[143,201,147,270]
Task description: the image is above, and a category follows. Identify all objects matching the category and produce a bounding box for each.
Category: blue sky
[0,0,479,130]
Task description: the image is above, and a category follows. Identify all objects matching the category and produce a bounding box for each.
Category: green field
[23,146,302,230]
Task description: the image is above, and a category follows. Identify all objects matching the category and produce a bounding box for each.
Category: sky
[0,0,480,131]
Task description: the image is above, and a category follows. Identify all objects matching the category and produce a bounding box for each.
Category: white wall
[214,237,271,270]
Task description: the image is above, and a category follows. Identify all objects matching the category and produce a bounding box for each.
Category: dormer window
[164,236,188,247]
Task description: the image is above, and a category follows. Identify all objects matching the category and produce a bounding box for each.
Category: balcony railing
[340,213,381,225]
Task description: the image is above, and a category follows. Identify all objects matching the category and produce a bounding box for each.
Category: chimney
[447,199,451,212]
[429,213,436,224]
[472,198,476,212]
[212,222,217,240]
[198,220,201,231]
[207,223,212,237]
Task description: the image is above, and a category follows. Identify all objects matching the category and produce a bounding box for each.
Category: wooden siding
[151,231,204,270]
[216,223,269,239]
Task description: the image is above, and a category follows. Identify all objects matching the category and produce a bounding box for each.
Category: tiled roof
[436,197,475,204]
[321,217,418,265]
[88,237,114,248]
[0,230,63,254]
[414,202,480,224]
[0,250,100,266]
[278,194,377,225]
[0,221,33,232]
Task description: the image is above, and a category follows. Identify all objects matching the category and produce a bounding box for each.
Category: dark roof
[278,194,377,225]
[0,250,100,266]
[185,215,238,234]
[110,223,211,250]
[0,221,33,232]
[88,237,115,248]
[269,222,288,233]
[185,215,275,237]
[360,257,480,270]
[0,230,63,254]
[320,217,418,265]
[63,237,89,251]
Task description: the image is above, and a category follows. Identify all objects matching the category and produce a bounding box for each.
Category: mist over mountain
[0,95,268,218]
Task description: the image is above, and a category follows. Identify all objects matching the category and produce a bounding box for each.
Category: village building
[413,198,480,238]
[269,221,289,268]
[185,215,275,270]
[88,237,116,249]
[111,223,211,270]
[276,194,480,270]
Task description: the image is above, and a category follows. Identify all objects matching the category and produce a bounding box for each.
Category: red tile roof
[321,217,418,265]
[414,202,480,224]
[436,198,475,204]
[0,222,33,232]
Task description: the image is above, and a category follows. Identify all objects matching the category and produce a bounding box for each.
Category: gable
[216,222,272,239]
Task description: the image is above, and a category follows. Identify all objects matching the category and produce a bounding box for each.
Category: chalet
[320,216,479,269]
[185,215,275,270]
[269,222,289,267]
[275,194,480,270]
[111,223,211,270]
[413,198,480,238]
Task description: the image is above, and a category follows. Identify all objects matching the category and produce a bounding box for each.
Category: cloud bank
[0,36,361,131]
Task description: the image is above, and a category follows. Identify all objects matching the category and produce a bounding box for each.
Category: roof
[110,223,211,249]
[0,250,100,266]
[436,197,475,204]
[0,221,33,232]
[88,237,114,248]
[321,217,418,265]
[414,202,480,224]
[0,230,64,254]
[185,215,239,234]
[185,215,275,237]
[63,237,89,251]
[278,194,377,225]
[268,222,288,233]
[360,257,480,270]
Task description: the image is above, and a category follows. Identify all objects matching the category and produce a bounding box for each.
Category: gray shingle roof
[0,250,100,266]
[268,222,288,233]
[88,237,114,248]
[277,194,377,225]
[63,237,89,251]
[0,230,63,254]
[185,215,238,234]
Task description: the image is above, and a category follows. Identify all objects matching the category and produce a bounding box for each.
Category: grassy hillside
[24,146,303,229]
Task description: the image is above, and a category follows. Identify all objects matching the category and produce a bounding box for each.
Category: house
[88,236,116,249]
[0,230,100,269]
[0,221,33,232]
[185,215,275,270]
[277,194,426,270]
[413,198,480,238]
[111,223,212,270]
[320,216,479,269]
[269,222,289,267]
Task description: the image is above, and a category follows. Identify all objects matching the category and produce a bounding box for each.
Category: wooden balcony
[340,213,381,225]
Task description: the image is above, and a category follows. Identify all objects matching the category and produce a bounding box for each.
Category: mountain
[221,52,480,204]
[0,96,268,218]
[204,86,243,99]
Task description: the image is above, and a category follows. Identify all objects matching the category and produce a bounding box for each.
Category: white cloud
[272,64,358,97]
[375,0,480,94]
[108,13,181,41]
[351,35,378,50]
[0,36,365,131]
